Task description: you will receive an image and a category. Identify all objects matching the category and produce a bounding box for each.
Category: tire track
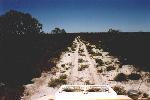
[80,40,101,84]
[68,37,103,85]
[68,38,80,84]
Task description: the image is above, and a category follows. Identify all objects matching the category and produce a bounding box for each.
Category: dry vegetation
[112,86,126,95]
[48,74,67,87]
[114,73,128,82]
[78,65,89,71]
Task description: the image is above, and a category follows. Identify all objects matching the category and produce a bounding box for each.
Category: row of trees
[51,28,66,34]
[0,10,120,37]
[0,10,66,38]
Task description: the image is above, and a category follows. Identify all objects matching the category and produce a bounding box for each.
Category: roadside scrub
[48,74,67,87]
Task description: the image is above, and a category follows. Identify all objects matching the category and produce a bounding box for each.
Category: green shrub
[78,65,89,71]
[93,52,102,56]
[48,78,67,87]
[106,66,116,71]
[79,48,84,53]
[79,53,85,56]
[81,65,89,68]
[71,44,76,51]
[61,64,65,67]
[87,46,93,51]
[114,73,127,82]
[128,73,141,80]
[65,67,69,70]
[86,46,99,56]
[96,65,99,68]
[95,59,104,66]
[78,59,85,63]
[58,79,67,85]
[48,75,67,87]
[97,69,103,73]
[48,78,59,87]
[60,74,67,79]
[113,86,126,95]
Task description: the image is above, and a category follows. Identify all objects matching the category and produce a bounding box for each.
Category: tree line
[0,10,73,100]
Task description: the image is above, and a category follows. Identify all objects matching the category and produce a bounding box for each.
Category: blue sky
[0,0,150,32]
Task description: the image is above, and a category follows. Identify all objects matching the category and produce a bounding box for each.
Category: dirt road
[21,37,150,100]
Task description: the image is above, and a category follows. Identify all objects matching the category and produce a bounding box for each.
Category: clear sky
[0,0,150,32]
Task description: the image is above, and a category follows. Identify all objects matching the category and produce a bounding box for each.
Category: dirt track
[21,36,150,100]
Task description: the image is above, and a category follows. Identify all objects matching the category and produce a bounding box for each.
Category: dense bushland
[79,32,150,71]
[0,33,77,99]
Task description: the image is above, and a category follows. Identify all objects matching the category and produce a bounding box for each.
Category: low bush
[81,65,89,68]
[60,74,67,79]
[48,75,67,87]
[61,64,65,68]
[48,78,67,87]
[128,73,141,80]
[65,67,69,70]
[78,59,85,63]
[97,69,103,73]
[79,53,85,56]
[93,52,102,56]
[71,44,77,51]
[48,78,59,87]
[95,59,104,66]
[106,66,116,71]
[79,48,84,53]
[114,73,127,82]
[87,46,93,51]
[113,86,126,95]
[78,65,89,71]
